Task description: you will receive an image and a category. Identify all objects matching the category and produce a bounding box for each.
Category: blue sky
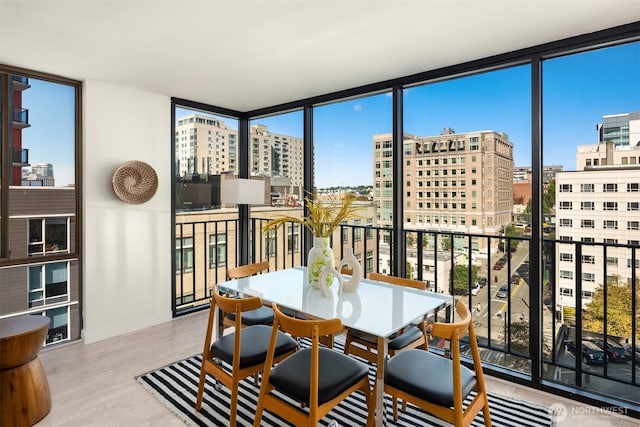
[23,41,637,190]
[254,42,639,188]
[21,79,76,187]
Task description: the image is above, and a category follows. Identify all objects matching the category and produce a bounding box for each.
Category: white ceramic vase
[307,236,335,289]
[337,247,362,293]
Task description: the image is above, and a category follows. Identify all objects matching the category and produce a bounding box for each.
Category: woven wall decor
[112,160,158,204]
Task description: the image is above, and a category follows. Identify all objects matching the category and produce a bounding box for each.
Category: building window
[265,230,277,258]
[603,220,618,229]
[580,219,595,228]
[560,201,572,210]
[603,183,618,192]
[43,306,70,344]
[366,251,373,273]
[28,262,69,308]
[604,238,618,245]
[560,288,573,297]
[603,201,618,211]
[559,253,573,262]
[629,240,640,247]
[582,273,596,282]
[628,202,640,211]
[209,234,226,268]
[627,221,640,230]
[353,220,362,241]
[559,218,572,227]
[581,183,594,192]
[559,184,572,192]
[580,201,593,210]
[559,270,573,279]
[28,218,69,256]
[627,183,640,192]
[176,237,194,272]
[582,255,595,264]
[287,225,299,254]
[606,257,618,266]
[581,237,595,243]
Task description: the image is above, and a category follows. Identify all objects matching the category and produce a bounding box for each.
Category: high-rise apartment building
[373,129,514,250]
[174,114,304,188]
[597,111,640,147]
[556,112,640,310]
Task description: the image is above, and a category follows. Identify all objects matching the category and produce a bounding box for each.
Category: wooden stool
[0,315,52,427]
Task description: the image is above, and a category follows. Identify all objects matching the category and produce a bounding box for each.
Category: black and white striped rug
[136,340,554,427]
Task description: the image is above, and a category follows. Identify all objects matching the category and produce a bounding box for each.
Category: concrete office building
[374,129,514,251]
[556,112,640,310]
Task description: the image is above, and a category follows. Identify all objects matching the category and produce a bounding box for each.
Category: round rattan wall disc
[112,160,158,204]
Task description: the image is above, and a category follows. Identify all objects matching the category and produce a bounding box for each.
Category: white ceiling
[1,0,638,112]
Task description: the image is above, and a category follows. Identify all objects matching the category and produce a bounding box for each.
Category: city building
[556,112,640,311]
[175,114,304,197]
[22,162,55,186]
[374,129,514,251]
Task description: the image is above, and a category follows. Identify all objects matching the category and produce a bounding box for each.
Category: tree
[583,277,640,338]
[525,178,556,214]
[452,265,480,295]
[498,224,522,252]
[441,236,452,251]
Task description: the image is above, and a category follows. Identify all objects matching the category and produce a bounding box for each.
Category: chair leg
[482,397,492,427]
[392,396,399,422]
[229,379,239,427]
[195,366,207,411]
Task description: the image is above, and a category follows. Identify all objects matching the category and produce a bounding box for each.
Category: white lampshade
[220,178,265,205]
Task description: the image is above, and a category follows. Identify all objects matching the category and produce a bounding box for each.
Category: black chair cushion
[269,347,369,406]
[211,324,297,369]
[226,305,274,326]
[348,325,422,351]
[385,348,477,408]
[388,325,423,350]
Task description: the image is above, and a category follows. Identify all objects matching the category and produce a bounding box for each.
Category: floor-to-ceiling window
[403,65,532,371]
[248,110,305,270]
[173,105,240,310]
[313,93,392,274]
[0,69,81,347]
[541,40,640,405]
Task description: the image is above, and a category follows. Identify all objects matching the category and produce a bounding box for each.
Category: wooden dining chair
[384,300,491,427]
[196,286,297,427]
[223,261,274,328]
[254,304,374,427]
[343,272,429,363]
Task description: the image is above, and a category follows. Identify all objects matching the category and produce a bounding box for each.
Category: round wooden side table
[0,315,52,427]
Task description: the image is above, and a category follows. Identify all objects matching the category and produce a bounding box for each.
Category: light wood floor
[36,309,636,427]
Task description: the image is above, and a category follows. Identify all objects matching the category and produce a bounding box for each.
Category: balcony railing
[13,107,29,127]
[12,147,29,165]
[173,218,639,412]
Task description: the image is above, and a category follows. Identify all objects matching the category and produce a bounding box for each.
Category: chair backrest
[368,271,426,290]
[272,303,344,342]
[430,300,471,343]
[226,260,269,280]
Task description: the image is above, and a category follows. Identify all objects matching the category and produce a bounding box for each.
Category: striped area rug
[136,340,554,427]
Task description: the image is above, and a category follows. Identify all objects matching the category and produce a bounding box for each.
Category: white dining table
[215,266,452,427]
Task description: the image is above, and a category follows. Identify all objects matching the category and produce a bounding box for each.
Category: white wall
[83,80,172,343]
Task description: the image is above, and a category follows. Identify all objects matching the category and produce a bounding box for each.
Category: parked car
[565,340,606,365]
[477,277,488,288]
[624,344,640,363]
[470,283,480,296]
[496,285,509,298]
[493,261,505,270]
[591,338,630,362]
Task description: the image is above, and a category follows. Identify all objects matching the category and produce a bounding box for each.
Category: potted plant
[263,193,362,288]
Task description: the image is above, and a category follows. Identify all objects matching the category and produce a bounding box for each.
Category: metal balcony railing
[173,218,639,411]
[13,107,29,125]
